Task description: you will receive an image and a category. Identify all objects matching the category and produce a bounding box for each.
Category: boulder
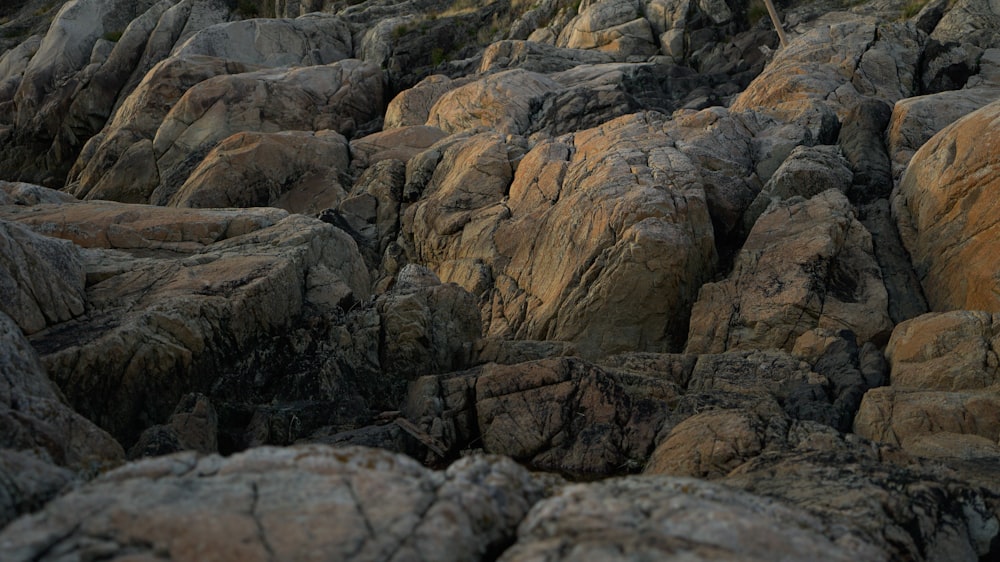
[836,98,893,202]
[150,58,385,205]
[556,0,659,60]
[375,265,481,380]
[0,446,548,561]
[349,125,448,171]
[425,69,561,136]
[402,113,718,358]
[169,129,351,215]
[501,476,884,561]
[384,74,470,130]
[67,54,264,202]
[886,87,1000,182]
[892,99,1000,311]
[854,311,1000,460]
[930,0,1000,49]
[0,219,85,335]
[0,310,125,527]
[171,13,352,67]
[731,17,922,132]
[742,144,854,232]
[727,445,1000,561]
[687,190,893,354]
[478,39,617,73]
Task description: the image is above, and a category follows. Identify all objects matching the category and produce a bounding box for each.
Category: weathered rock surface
[501,475,885,561]
[687,190,892,354]
[0,445,548,561]
[169,129,351,214]
[0,219,85,335]
[404,113,718,358]
[855,311,1000,460]
[0,198,371,446]
[0,310,124,527]
[149,58,384,206]
[893,99,1000,311]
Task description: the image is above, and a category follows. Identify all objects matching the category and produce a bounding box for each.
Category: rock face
[893,99,1000,311]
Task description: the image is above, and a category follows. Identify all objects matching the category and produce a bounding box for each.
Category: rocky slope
[2,0,1000,559]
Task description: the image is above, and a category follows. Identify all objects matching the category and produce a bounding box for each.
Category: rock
[335,158,406,269]
[4,0,162,183]
[149,58,385,205]
[731,17,922,129]
[0,219,85,335]
[837,98,893,202]
[892,99,1000,310]
[643,409,774,478]
[376,265,481,380]
[169,129,351,215]
[478,39,617,73]
[1,310,125,526]
[886,87,1000,182]
[129,393,218,459]
[930,0,1000,49]
[0,445,548,561]
[919,39,981,94]
[556,0,659,60]
[742,145,854,232]
[687,190,893,354]
[0,199,371,446]
[500,475,885,561]
[0,450,74,530]
[171,13,352,67]
[726,445,1000,561]
[67,54,264,203]
[349,125,448,171]
[854,311,1000,460]
[402,113,718,358]
[426,69,561,136]
[384,74,471,130]
[856,200,928,324]
[403,356,678,476]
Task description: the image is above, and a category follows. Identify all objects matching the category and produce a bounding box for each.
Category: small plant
[102,30,123,42]
[747,0,768,24]
[236,0,260,17]
[430,47,447,66]
[391,23,410,39]
[901,0,930,18]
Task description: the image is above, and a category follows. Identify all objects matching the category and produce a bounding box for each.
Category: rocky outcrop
[0,219,85,335]
[893,99,1000,311]
[855,311,1000,460]
[0,445,549,561]
[687,190,892,354]
[404,113,718,358]
[0,198,371,446]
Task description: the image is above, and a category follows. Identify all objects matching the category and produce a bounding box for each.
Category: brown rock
[169,129,350,214]
[555,0,659,59]
[129,393,218,459]
[150,58,385,205]
[349,125,448,171]
[686,190,892,354]
[425,69,561,136]
[892,99,1000,311]
[383,74,471,130]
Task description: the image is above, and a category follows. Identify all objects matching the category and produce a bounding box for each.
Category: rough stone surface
[0,446,548,561]
[500,476,884,561]
[687,190,893,354]
[893,99,1000,311]
[169,129,351,215]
